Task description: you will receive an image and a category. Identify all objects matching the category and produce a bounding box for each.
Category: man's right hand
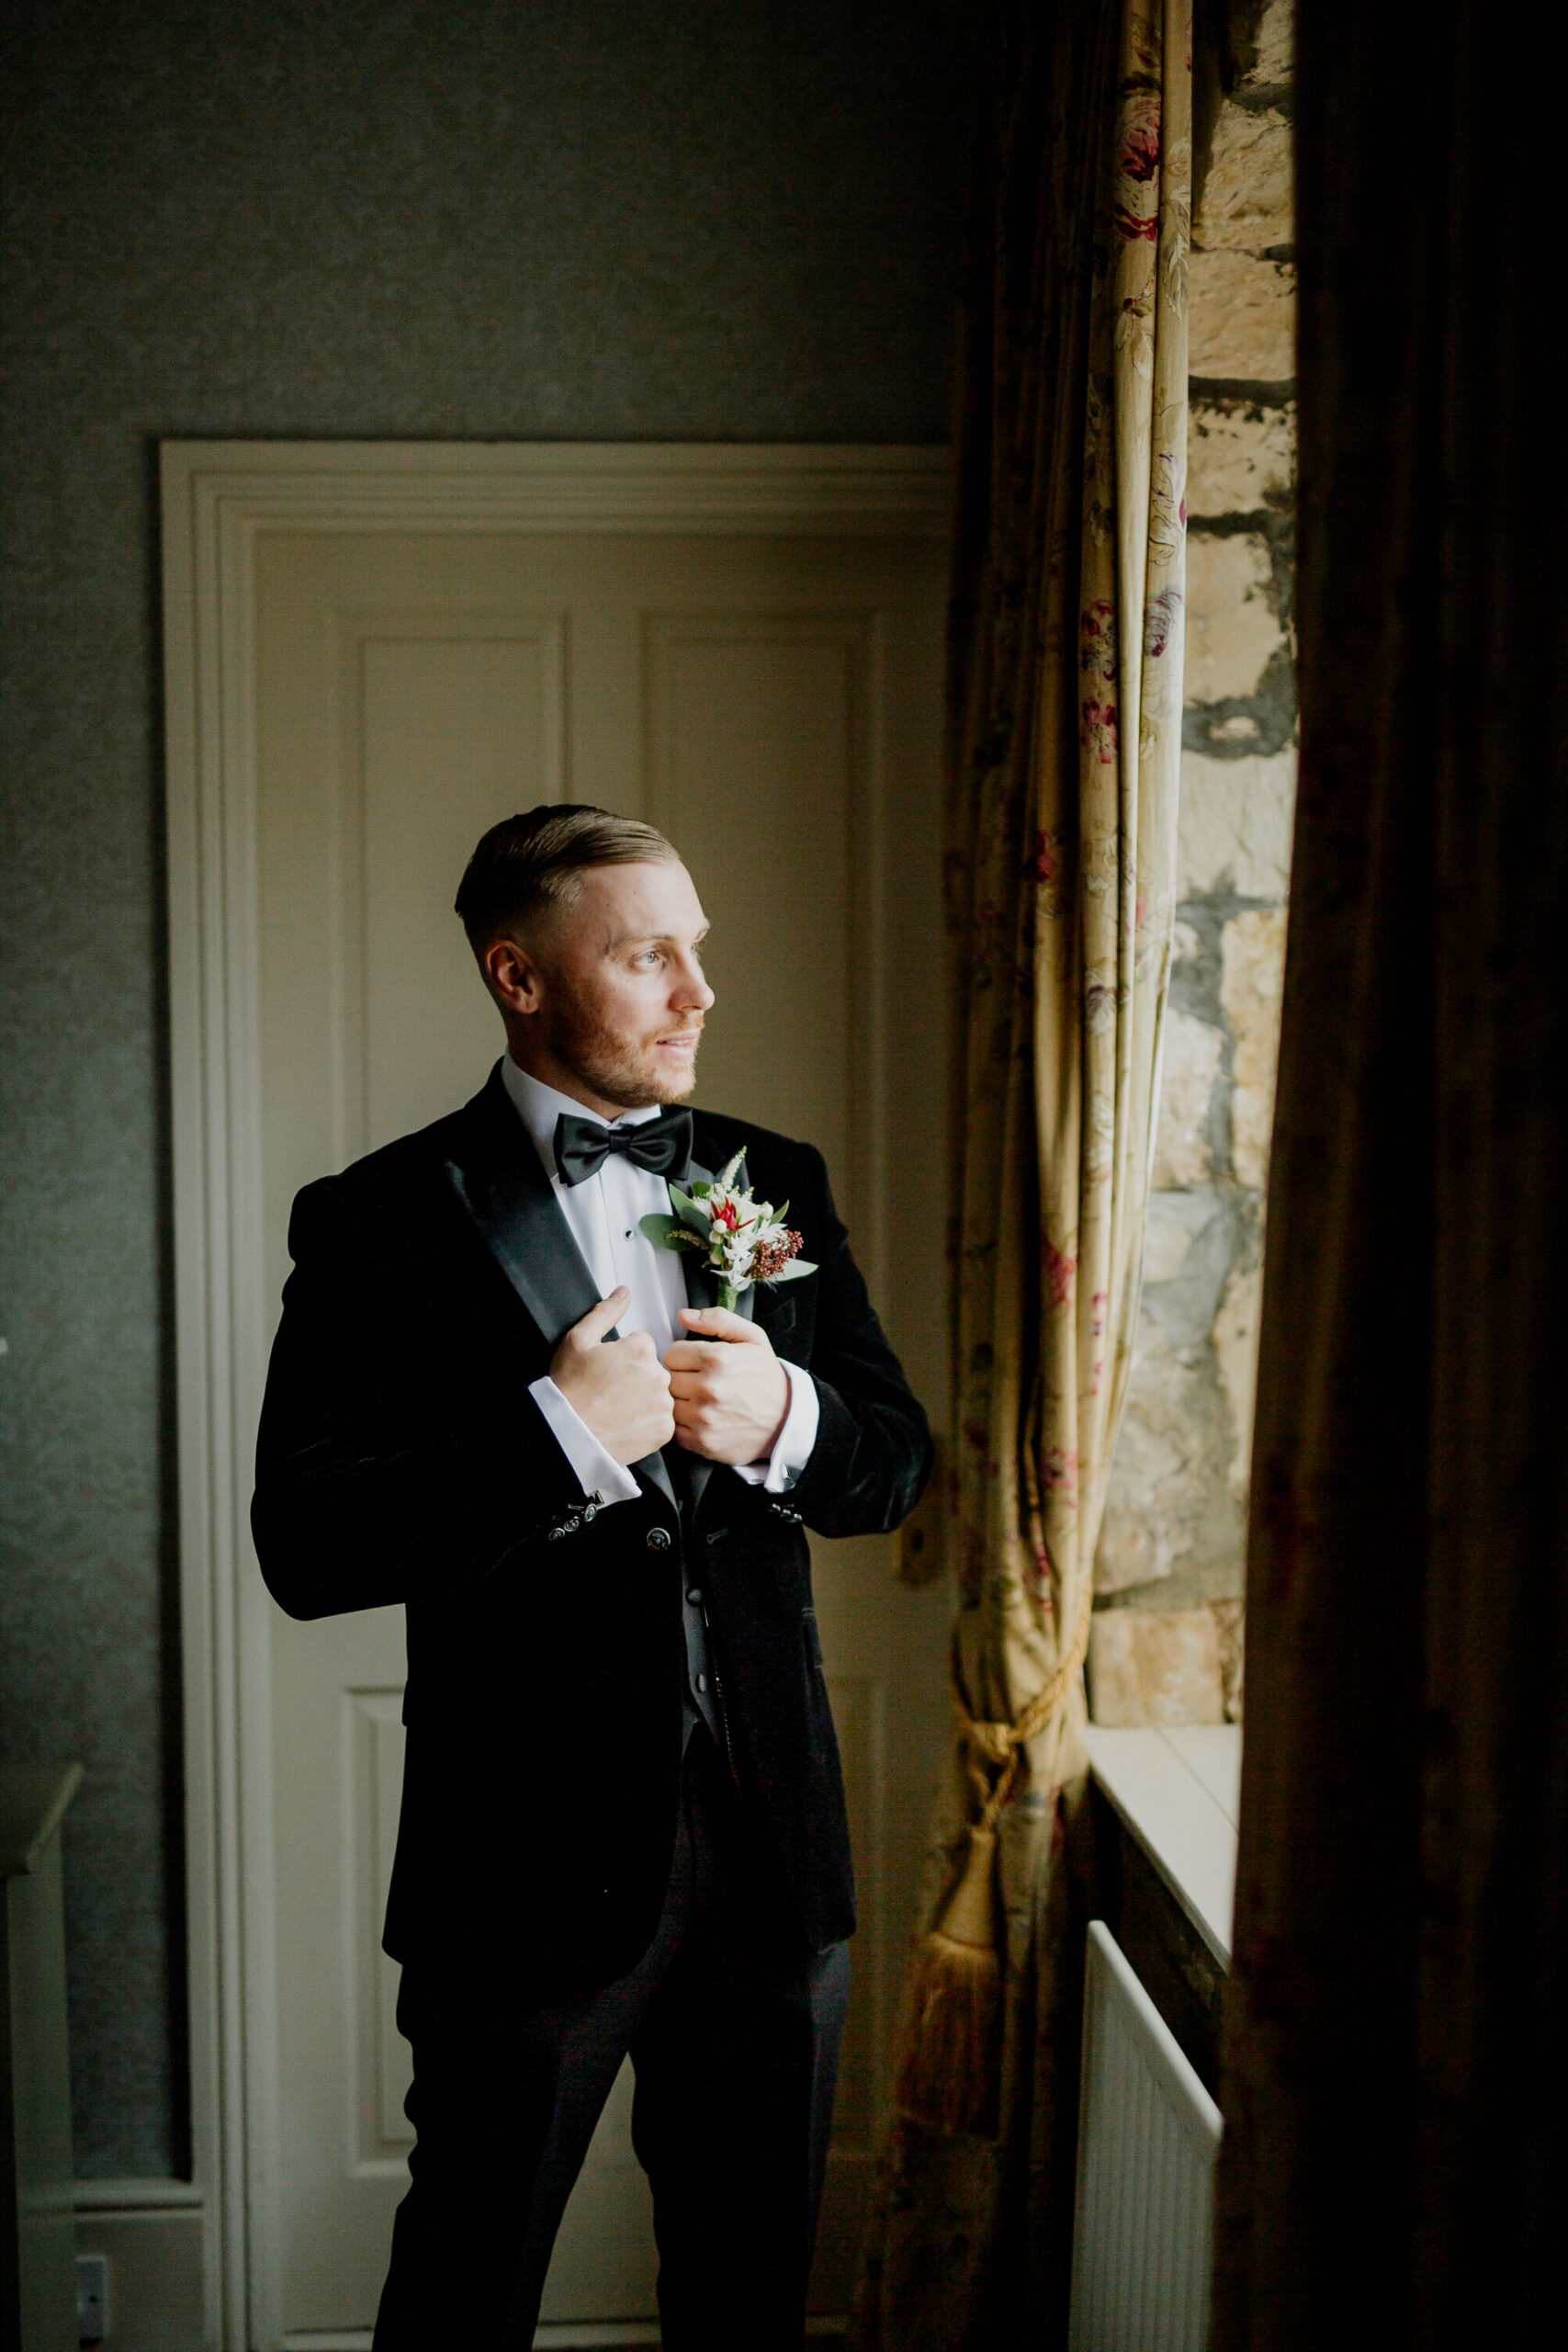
[549,1289,676,1464]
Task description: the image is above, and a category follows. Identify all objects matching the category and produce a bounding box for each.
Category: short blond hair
[455,804,680,954]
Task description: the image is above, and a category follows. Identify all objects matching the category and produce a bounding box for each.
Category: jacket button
[685,1587,703,1606]
[647,1526,672,1552]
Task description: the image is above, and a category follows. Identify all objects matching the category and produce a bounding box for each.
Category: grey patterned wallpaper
[0,0,964,2177]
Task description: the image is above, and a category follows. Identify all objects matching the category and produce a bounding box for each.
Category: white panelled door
[249,514,952,2341]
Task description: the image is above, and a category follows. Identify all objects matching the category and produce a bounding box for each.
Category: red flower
[1122,125,1161,183]
[1043,1238,1077,1307]
[1080,697,1120,762]
[750,1229,803,1282]
[1113,202,1159,243]
[1144,587,1181,662]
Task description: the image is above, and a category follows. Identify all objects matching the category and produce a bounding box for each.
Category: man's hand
[550,1289,675,1464]
[663,1307,790,1465]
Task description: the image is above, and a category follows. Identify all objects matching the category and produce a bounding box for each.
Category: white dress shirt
[506,1059,819,1507]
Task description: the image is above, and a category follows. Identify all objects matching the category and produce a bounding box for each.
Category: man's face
[529,860,715,1111]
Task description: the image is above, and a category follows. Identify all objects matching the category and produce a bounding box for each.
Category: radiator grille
[1067,1920,1222,2352]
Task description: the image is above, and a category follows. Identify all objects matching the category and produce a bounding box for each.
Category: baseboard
[73,2185,206,2352]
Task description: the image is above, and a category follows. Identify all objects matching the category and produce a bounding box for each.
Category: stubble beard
[547,998,703,1111]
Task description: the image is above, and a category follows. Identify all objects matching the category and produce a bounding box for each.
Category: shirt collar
[502,1056,661,1181]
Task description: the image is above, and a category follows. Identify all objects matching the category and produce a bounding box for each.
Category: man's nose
[673,956,715,1012]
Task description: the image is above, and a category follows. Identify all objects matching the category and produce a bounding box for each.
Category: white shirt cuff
[734,1359,819,1493]
[528,1376,640,1506]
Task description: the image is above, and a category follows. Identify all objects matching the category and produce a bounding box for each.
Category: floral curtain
[852,2,1190,2345]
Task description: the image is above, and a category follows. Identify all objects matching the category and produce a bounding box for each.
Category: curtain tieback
[949,1580,1094,1823]
[896,1585,1093,2137]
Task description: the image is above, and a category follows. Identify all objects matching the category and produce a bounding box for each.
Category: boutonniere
[640,1150,817,1312]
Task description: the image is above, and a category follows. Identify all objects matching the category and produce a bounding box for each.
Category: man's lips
[656,1032,703,1051]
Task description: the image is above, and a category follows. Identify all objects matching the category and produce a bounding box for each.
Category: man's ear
[483,935,545,1016]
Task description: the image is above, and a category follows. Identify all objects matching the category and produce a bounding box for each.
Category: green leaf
[667,1184,712,1237]
[639,1213,703,1251]
[766,1257,818,1283]
[687,1180,713,1198]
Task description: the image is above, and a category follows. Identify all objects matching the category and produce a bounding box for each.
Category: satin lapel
[673,1147,754,1517]
[444,1067,601,1344]
[444,1066,676,1513]
[634,1448,678,1512]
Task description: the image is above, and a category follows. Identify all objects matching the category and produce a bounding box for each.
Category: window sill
[1084,1724,1240,1968]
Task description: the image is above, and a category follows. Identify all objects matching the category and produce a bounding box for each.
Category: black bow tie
[553,1106,694,1190]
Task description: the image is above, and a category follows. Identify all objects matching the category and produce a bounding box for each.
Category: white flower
[639,1149,817,1308]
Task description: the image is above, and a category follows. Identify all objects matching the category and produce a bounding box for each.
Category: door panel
[254,526,951,2336]
[645,615,862,1176]
[358,626,565,1150]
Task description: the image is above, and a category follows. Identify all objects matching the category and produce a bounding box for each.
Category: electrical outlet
[76,2252,108,2345]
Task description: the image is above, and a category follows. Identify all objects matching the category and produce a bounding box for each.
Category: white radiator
[1067,1920,1222,2352]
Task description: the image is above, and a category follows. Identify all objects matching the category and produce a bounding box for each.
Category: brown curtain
[852,4,1190,2345]
[1213,4,1568,2346]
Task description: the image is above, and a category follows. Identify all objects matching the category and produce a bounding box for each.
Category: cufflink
[539,1489,611,1545]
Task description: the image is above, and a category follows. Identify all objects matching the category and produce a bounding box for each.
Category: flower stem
[718,1280,739,1312]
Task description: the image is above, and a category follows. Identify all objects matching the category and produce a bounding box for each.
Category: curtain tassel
[894,1805,1010,2137]
[894,1591,1094,2138]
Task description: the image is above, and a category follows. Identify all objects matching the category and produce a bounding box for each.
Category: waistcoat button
[647,1526,672,1552]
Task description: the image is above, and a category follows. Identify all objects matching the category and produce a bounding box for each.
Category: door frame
[160,441,952,2348]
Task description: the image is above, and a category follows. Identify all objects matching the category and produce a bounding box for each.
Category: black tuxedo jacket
[252,1065,932,1996]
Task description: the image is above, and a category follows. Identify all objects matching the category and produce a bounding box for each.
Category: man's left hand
[663,1307,791,1465]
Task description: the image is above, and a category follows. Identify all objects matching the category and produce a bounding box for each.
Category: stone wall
[1088,0,1294,1726]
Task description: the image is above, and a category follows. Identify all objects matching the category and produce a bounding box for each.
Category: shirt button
[647,1527,671,1552]
[696,1672,708,1693]
[685,1588,704,1607]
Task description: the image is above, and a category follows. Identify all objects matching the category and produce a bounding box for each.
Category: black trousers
[372,1728,852,2351]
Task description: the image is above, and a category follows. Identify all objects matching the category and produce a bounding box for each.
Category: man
[252,805,932,2350]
